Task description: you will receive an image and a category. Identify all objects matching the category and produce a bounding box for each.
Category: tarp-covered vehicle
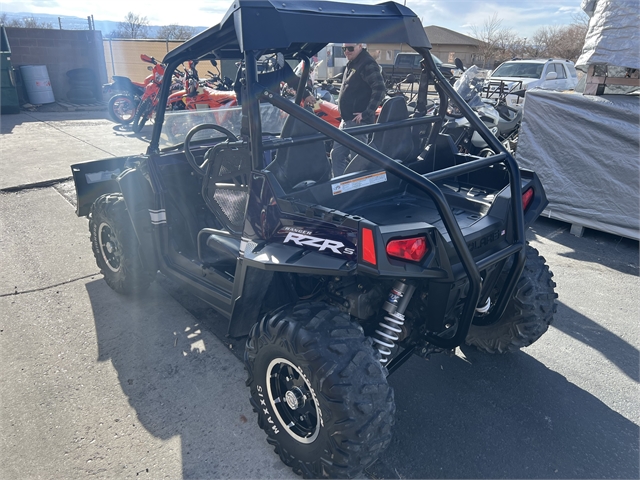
[71,1,557,477]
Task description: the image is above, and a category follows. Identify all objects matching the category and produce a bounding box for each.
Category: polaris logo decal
[466,229,503,252]
[283,232,355,256]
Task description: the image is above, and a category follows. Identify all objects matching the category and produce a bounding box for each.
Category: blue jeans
[330,119,370,177]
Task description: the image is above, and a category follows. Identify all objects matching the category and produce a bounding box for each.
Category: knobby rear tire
[466,244,558,353]
[245,302,395,478]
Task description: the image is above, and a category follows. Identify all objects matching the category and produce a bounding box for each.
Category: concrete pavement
[0,111,296,478]
[0,187,296,479]
[0,111,149,190]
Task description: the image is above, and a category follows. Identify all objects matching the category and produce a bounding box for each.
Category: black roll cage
[147,36,526,352]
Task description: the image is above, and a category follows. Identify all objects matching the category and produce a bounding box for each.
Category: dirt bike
[167,60,239,131]
[130,55,184,133]
[130,55,166,132]
[105,54,186,125]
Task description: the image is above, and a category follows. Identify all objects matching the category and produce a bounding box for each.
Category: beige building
[367,26,480,67]
[423,26,480,67]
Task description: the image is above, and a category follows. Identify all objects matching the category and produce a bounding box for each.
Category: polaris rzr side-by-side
[71,2,557,478]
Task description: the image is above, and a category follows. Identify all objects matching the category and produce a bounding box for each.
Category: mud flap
[228,263,275,338]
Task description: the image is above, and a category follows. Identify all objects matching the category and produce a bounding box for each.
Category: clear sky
[0,0,584,38]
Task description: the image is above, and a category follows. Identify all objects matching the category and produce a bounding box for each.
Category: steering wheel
[183,123,238,175]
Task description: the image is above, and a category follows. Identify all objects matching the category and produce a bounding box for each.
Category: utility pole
[58,17,62,30]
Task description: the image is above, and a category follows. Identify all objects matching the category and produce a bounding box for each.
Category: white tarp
[516,89,639,240]
[576,0,640,70]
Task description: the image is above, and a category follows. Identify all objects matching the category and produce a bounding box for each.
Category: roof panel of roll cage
[163,0,431,65]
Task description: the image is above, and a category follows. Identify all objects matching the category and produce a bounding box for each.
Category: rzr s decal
[283,232,354,256]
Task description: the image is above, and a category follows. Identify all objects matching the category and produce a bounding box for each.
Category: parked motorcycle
[130,55,166,132]
[437,62,523,156]
[166,60,240,131]
[104,73,146,124]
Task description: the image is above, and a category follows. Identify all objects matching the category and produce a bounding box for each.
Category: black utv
[71,1,557,478]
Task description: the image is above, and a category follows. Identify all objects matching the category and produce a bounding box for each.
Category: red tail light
[522,187,534,211]
[386,236,428,262]
[361,228,377,265]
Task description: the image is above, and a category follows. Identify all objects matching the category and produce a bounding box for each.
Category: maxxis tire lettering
[256,385,280,435]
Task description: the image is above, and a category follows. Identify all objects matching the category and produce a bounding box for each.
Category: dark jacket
[338,49,385,123]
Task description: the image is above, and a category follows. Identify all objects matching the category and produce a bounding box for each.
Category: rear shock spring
[373,311,405,364]
[373,280,416,364]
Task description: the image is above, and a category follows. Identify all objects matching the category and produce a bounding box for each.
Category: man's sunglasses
[342,46,356,52]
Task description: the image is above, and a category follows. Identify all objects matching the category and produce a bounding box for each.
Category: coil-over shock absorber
[373,280,416,364]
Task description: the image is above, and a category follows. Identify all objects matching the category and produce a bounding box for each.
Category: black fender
[116,167,158,274]
[488,169,548,234]
[71,157,128,217]
[227,240,358,337]
[228,261,276,338]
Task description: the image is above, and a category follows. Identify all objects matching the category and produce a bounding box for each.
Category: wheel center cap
[285,387,305,410]
[105,242,114,254]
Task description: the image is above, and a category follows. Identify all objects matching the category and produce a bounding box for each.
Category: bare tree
[470,13,507,68]
[2,14,53,28]
[531,25,561,57]
[114,12,149,39]
[571,10,590,28]
[156,24,196,41]
[494,29,524,61]
[531,23,587,61]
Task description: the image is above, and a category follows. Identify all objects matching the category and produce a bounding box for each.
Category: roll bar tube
[260,48,527,348]
[262,88,482,349]
[148,60,183,155]
[416,48,528,338]
[293,54,310,106]
[244,51,264,169]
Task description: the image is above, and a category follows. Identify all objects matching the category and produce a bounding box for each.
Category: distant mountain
[2,12,207,38]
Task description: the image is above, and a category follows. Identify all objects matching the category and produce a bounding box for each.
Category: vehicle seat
[266,115,332,192]
[411,134,459,174]
[344,96,413,174]
[202,143,252,235]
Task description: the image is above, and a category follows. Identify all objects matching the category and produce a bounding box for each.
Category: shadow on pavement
[530,217,639,277]
[87,270,639,479]
[369,346,639,479]
[1,110,111,134]
[554,301,638,382]
[111,123,153,143]
[85,279,280,479]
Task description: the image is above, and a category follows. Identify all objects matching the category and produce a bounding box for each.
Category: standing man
[330,43,386,177]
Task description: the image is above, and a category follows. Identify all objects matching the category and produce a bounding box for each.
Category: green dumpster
[1,25,20,114]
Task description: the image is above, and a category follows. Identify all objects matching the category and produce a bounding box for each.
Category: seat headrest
[266,115,331,192]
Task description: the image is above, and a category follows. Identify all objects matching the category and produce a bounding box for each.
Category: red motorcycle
[130,55,184,133]
[130,55,166,132]
[165,60,239,128]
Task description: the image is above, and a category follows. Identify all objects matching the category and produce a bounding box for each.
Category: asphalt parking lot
[1,110,638,479]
